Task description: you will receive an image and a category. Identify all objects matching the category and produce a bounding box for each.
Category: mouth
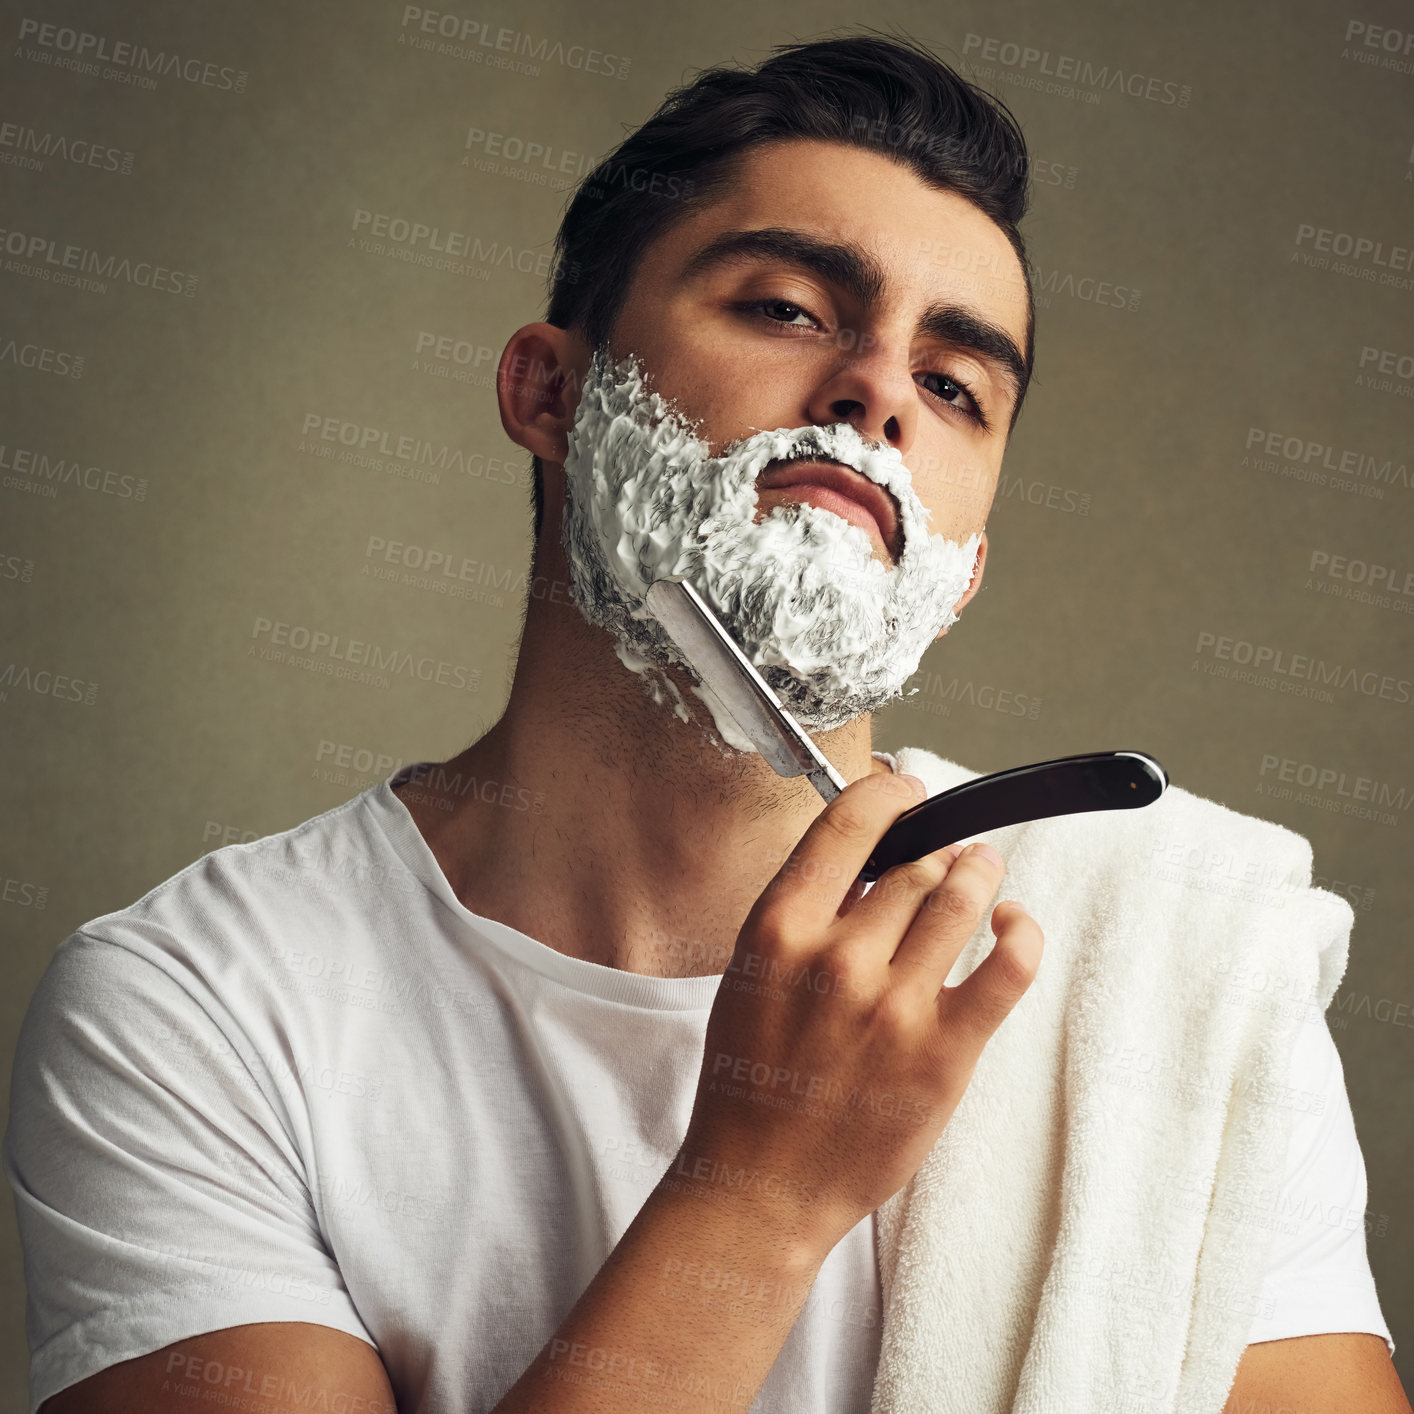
[756,457,902,560]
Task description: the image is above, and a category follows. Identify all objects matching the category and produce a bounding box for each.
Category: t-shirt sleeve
[3,928,379,1414]
[1244,1013,1394,1357]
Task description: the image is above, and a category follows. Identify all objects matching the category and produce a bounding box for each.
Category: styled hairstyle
[528,31,1036,541]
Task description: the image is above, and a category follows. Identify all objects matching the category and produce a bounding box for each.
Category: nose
[806,347,918,455]
[829,400,901,446]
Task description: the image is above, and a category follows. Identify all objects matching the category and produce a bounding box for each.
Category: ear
[935,529,987,639]
[496,323,591,464]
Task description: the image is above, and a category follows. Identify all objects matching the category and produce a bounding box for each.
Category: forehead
[644,138,1029,345]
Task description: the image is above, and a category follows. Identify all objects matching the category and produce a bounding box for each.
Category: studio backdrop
[1,0,1411,1403]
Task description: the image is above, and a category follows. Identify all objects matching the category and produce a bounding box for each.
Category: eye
[740,297,821,329]
[739,298,993,433]
[916,370,988,430]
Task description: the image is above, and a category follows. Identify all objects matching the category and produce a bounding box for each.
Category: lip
[757,459,901,558]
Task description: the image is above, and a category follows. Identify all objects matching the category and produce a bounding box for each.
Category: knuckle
[825,793,877,839]
[846,772,917,820]
[870,985,916,1033]
[959,972,1024,1034]
[869,874,916,910]
[887,855,951,895]
[924,881,983,926]
[745,905,795,953]
[819,941,867,989]
[990,941,1039,995]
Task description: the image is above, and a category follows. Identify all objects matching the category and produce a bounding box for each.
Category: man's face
[546,135,1031,745]
[607,137,1029,566]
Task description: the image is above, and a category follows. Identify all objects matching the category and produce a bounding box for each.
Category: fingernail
[967,842,1002,865]
[899,773,928,797]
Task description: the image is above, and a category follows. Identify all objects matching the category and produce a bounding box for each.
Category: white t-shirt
[3,761,1393,1414]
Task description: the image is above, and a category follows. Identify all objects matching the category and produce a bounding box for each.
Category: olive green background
[2,0,1411,1403]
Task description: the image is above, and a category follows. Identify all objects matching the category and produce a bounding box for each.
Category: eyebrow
[679,226,1030,414]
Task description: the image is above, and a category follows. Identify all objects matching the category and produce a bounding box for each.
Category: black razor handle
[859,749,1168,884]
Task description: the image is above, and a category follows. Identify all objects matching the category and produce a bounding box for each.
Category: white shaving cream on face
[560,346,983,750]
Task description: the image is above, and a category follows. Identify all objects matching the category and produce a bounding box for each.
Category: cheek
[615,339,755,444]
[910,444,996,532]
[627,317,818,447]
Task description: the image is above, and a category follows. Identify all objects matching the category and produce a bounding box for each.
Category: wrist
[651,1146,842,1276]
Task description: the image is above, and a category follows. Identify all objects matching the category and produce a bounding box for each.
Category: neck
[393,553,893,978]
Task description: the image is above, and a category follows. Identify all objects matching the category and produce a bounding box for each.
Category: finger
[839,842,964,933]
[755,771,928,937]
[886,843,1008,994]
[939,900,1044,1054]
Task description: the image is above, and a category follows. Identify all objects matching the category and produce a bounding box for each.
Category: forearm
[491,1166,830,1414]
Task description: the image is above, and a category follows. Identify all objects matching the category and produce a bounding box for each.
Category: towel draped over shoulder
[869,746,1353,1414]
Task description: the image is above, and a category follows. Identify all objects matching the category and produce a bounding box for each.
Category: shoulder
[894,743,1324,888]
[22,787,419,1047]
[91,785,408,941]
[893,744,1354,999]
[12,788,425,1148]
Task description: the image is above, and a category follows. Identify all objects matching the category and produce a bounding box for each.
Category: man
[6,33,1405,1414]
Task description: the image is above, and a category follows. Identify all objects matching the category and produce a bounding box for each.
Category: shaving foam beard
[559,345,983,747]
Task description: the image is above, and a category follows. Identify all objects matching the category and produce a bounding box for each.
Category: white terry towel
[869,746,1355,1414]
